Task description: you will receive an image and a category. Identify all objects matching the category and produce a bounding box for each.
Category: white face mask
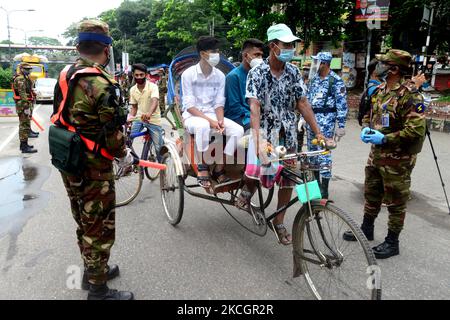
[207,53,220,67]
[250,58,263,69]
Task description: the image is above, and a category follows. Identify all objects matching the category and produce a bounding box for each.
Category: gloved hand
[362,129,386,145]
[117,148,135,168]
[360,127,372,143]
[23,108,32,116]
[335,127,345,141]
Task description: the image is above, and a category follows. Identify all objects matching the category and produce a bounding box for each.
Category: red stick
[138,160,166,170]
[31,116,45,132]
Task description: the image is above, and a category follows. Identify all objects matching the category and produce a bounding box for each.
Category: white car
[34,78,57,103]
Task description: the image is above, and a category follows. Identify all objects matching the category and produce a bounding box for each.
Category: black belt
[313,107,337,114]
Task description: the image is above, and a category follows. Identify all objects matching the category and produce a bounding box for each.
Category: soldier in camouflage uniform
[343,49,426,259]
[12,63,37,154]
[158,67,168,113]
[54,20,134,300]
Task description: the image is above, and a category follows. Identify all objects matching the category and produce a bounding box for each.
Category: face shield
[104,46,116,75]
[309,59,321,79]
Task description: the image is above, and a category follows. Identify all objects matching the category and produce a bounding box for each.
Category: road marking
[0,104,43,153]
[0,128,19,153]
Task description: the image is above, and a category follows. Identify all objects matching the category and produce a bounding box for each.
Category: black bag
[48,125,86,175]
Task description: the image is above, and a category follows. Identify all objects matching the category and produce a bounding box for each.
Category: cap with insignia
[77,19,112,45]
[376,49,412,69]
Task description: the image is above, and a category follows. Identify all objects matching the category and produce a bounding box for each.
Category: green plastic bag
[296,181,322,204]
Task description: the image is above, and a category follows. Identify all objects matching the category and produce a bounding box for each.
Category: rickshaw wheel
[160,153,184,225]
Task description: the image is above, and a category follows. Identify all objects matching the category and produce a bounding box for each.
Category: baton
[31,116,44,132]
[137,160,166,170]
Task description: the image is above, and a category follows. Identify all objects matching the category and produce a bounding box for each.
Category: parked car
[34,78,57,103]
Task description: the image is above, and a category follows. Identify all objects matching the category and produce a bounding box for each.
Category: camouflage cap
[376,49,412,68]
[19,62,33,69]
[77,19,112,45]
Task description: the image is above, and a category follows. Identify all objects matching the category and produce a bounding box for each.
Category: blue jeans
[130,122,163,162]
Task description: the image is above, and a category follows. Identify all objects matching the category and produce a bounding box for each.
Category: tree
[157,0,237,58]
[214,0,354,52]
[28,37,62,46]
[0,67,13,89]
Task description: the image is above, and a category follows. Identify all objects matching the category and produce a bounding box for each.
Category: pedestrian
[307,52,348,199]
[358,59,381,126]
[224,38,264,132]
[343,49,427,259]
[158,67,168,114]
[128,63,164,162]
[12,63,37,154]
[236,23,324,245]
[51,19,134,299]
[296,61,311,152]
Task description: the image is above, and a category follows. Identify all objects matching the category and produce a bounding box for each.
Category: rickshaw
[158,47,381,300]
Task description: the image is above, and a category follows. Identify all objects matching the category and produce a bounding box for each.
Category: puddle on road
[0,158,25,222]
[0,157,49,240]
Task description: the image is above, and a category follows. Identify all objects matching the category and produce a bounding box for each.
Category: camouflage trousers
[61,173,116,285]
[16,101,31,142]
[364,157,416,234]
[159,95,166,113]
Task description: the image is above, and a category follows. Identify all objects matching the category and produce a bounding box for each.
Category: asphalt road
[0,105,449,300]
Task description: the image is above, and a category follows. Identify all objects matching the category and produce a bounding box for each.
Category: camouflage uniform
[55,21,127,287]
[158,71,167,113]
[120,76,130,104]
[307,69,348,178]
[12,66,33,143]
[362,79,425,233]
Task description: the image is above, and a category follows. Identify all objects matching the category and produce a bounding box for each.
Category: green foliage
[214,0,354,51]
[0,67,13,89]
[28,37,62,46]
[60,0,450,67]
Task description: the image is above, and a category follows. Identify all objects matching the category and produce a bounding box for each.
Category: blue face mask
[275,45,295,63]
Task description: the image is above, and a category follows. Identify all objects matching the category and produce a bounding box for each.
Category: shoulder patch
[415,103,426,114]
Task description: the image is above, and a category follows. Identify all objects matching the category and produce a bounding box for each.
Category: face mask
[275,45,295,63]
[102,47,112,69]
[375,62,391,81]
[250,58,263,69]
[207,53,220,67]
[135,78,146,85]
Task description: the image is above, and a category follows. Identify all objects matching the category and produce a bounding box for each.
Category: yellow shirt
[130,81,161,126]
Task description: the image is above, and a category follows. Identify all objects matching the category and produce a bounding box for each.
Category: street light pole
[0,7,36,65]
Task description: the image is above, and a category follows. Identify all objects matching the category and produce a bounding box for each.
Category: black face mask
[135,78,146,85]
[101,46,112,69]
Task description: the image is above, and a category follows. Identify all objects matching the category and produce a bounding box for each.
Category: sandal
[197,164,211,189]
[211,168,231,184]
[271,223,292,245]
[235,189,253,212]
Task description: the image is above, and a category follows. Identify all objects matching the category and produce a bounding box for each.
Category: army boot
[343,216,375,241]
[82,264,120,290]
[29,130,39,138]
[20,141,37,154]
[87,283,134,300]
[372,229,399,259]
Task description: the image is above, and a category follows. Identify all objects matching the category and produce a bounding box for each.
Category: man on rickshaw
[236,24,325,245]
[181,36,244,188]
[225,38,265,132]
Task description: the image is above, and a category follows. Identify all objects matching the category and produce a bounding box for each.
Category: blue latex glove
[363,129,386,145]
[360,127,372,144]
